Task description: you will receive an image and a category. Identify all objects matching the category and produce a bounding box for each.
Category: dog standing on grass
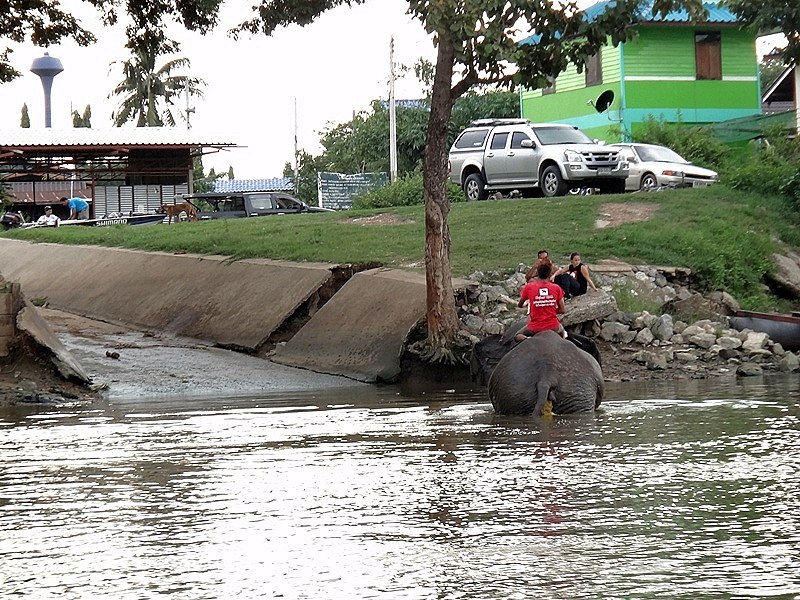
[158,202,198,224]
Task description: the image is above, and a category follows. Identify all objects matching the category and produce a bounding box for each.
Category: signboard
[317,172,389,210]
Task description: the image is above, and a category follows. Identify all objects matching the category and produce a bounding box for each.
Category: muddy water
[1,376,799,599]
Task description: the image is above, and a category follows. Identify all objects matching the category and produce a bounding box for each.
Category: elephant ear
[567,333,602,366]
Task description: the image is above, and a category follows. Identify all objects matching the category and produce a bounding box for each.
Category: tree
[72,104,92,127]
[0,1,220,83]
[724,0,800,66]
[110,33,205,127]
[20,103,29,128]
[283,150,327,205]
[233,0,708,361]
[313,91,518,177]
[227,166,234,179]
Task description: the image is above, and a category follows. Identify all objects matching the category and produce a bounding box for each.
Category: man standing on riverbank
[61,197,90,220]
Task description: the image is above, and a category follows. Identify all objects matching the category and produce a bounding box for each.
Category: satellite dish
[594,90,614,113]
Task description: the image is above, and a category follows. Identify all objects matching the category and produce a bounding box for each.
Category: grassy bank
[5,185,800,310]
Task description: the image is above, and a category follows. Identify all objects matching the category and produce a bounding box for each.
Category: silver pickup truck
[448,119,629,199]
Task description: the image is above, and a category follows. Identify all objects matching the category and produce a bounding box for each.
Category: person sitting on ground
[525,248,555,282]
[515,259,567,342]
[35,205,60,227]
[61,196,90,220]
[552,252,598,298]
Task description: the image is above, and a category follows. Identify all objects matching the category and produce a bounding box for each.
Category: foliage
[314,91,518,177]
[630,114,731,169]
[759,55,787,90]
[610,279,664,314]
[720,126,800,200]
[110,36,205,127]
[283,150,325,205]
[20,103,29,128]
[724,0,800,66]
[192,157,214,193]
[0,1,221,83]
[352,172,463,209]
[72,105,92,128]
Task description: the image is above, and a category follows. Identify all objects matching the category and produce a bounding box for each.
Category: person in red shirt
[515,259,567,342]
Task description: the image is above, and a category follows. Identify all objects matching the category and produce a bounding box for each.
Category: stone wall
[0,277,22,357]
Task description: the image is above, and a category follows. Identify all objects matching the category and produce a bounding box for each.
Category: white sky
[0,2,786,179]
[0,1,435,178]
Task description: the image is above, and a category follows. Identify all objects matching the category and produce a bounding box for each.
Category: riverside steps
[0,239,474,383]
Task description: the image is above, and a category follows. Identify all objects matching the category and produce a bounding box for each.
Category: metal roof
[213,177,295,192]
[0,127,236,148]
[582,1,740,24]
[521,1,741,45]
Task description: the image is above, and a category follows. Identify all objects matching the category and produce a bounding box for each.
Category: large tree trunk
[422,35,460,362]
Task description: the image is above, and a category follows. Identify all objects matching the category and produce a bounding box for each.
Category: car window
[455,129,490,149]
[490,133,509,150]
[532,126,593,145]
[275,196,303,210]
[247,194,275,210]
[635,145,687,163]
[510,132,531,149]
[617,147,635,160]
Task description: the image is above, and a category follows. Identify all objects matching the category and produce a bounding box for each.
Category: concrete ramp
[0,239,333,350]
[273,268,473,383]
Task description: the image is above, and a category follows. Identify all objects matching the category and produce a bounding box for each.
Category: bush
[632,115,731,169]
[351,172,463,209]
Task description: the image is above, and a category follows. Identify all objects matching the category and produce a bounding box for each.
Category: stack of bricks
[0,275,22,358]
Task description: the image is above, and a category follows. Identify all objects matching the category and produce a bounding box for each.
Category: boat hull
[59,214,165,227]
[729,310,800,351]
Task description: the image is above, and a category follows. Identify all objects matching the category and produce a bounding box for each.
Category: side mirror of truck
[520,139,534,148]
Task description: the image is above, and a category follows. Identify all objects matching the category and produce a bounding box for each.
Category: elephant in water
[485,330,603,415]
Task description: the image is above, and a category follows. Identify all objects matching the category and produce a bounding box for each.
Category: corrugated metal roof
[213,177,295,192]
[521,1,741,45]
[0,127,236,147]
[582,1,740,24]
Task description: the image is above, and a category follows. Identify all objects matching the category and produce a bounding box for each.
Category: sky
[0,2,787,179]
[0,1,436,178]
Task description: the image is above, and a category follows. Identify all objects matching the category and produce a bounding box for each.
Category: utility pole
[389,37,398,183]
[294,98,300,196]
[185,81,195,129]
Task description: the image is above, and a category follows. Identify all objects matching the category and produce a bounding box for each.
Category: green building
[519,1,761,142]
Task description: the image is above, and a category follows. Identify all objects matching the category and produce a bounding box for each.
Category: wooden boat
[729,310,800,351]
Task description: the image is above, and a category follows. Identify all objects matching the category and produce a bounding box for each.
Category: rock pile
[457,261,800,380]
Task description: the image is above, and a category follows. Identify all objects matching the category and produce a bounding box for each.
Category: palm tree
[110,40,204,127]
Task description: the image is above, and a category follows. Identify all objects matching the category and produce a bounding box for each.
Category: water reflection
[1,377,799,599]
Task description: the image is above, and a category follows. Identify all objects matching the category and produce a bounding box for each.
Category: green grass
[5,185,800,311]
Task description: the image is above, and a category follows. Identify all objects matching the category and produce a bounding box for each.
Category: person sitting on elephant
[525,248,555,282]
[552,252,598,298]
[515,259,567,342]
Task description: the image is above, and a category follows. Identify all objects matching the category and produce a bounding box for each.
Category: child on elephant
[516,259,567,342]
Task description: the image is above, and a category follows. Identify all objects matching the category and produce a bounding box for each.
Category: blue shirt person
[61,197,90,220]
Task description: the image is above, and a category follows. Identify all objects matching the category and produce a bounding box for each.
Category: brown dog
[158,202,198,224]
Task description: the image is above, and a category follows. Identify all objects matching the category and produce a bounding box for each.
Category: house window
[585,51,602,87]
[542,77,556,95]
[695,31,721,80]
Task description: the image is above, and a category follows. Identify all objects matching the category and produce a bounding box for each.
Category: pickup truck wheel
[640,173,658,191]
[541,165,568,197]
[464,174,488,201]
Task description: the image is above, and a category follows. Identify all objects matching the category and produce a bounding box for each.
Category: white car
[611,143,718,191]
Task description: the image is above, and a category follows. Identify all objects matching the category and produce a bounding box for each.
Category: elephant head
[487,330,603,415]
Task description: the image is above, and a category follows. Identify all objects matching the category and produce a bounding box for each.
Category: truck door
[506,130,540,182]
[484,131,510,184]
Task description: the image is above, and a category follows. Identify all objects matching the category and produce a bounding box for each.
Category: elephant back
[488,330,603,415]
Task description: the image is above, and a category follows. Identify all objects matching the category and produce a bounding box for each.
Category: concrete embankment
[0,239,470,383]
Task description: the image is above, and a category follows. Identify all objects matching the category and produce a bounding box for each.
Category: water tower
[30,52,64,128]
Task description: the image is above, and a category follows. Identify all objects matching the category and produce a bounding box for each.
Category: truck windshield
[532,126,593,145]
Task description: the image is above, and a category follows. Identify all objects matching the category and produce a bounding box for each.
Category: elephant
[487,330,603,415]
[470,317,601,387]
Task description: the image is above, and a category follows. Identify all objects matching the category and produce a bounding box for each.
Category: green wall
[520,23,760,140]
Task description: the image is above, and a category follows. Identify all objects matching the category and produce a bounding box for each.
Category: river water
[1,376,799,599]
